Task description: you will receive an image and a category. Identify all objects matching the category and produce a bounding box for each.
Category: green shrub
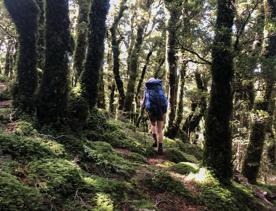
[166,148,199,163]
[142,171,193,199]
[82,175,136,202]
[27,159,83,195]
[83,143,137,178]
[0,171,45,210]
[170,162,199,175]
[15,121,37,136]
[0,134,65,160]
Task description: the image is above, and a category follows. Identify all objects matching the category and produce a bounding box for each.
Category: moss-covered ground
[0,89,275,210]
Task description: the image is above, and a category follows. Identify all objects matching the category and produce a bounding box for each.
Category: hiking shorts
[148,112,165,122]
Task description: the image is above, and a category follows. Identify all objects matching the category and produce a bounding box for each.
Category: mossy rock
[0,171,45,210]
[27,159,83,196]
[163,138,203,160]
[141,170,193,200]
[0,134,65,161]
[67,94,90,130]
[166,148,199,163]
[198,178,261,211]
[170,162,199,175]
[182,143,203,160]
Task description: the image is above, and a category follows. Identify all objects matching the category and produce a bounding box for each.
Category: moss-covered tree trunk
[4,0,39,113]
[4,39,14,78]
[135,48,154,110]
[73,0,90,84]
[110,0,127,110]
[109,82,116,113]
[97,67,106,109]
[37,0,70,124]
[182,72,207,138]
[35,0,45,71]
[80,0,110,109]
[124,22,146,112]
[165,5,181,138]
[242,0,276,183]
[203,0,235,181]
[167,64,187,139]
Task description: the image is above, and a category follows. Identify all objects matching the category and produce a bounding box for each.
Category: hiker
[141,78,168,154]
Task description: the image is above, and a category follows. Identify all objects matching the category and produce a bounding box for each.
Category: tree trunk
[110,0,127,110]
[4,39,14,78]
[4,0,39,113]
[35,0,45,71]
[109,82,116,113]
[165,6,180,138]
[166,63,187,139]
[80,0,110,109]
[204,0,235,181]
[37,0,70,124]
[73,0,90,84]
[135,48,154,111]
[242,0,276,184]
[182,72,207,138]
[97,67,106,109]
[124,22,146,112]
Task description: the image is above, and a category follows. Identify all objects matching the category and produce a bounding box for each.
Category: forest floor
[0,80,276,211]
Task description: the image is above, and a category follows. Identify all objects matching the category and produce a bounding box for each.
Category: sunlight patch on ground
[185,168,213,184]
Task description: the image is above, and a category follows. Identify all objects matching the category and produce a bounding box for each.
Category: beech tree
[37,0,70,123]
[204,0,235,181]
[80,0,110,109]
[4,0,39,113]
[242,0,276,184]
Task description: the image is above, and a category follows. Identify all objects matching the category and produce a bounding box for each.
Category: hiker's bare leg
[151,121,157,135]
[156,120,164,144]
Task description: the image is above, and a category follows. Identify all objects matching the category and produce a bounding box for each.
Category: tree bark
[80,0,110,109]
[4,0,39,113]
[37,0,70,123]
[97,67,106,109]
[4,39,14,78]
[182,71,207,140]
[135,48,154,109]
[73,0,90,84]
[35,0,45,71]
[110,0,127,110]
[242,0,276,184]
[165,4,181,138]
[124,21,146,112]
[166,63,187,139]
[203,0,235,181]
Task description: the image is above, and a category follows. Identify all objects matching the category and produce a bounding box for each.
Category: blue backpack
[145,79,168,115]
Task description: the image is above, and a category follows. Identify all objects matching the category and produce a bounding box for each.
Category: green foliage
[142,170,193,199]
[0,171,44,210]
[0,87,11,101]
[15,120,37,136]
[83,142,137,178]
[67,93,89,130]
[164,137,203,160]
[166,148,199,163]
[0,134,65,160]
[27,159,83,195]
[170,162,199,175]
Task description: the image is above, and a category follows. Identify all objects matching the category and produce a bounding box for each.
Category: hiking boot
[152,141,157,148]
[152,134,157,147]
[158,143,163,155]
